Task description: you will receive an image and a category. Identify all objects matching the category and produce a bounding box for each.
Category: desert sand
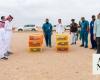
[0,31,100,80]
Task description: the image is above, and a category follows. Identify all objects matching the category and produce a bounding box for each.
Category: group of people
[42,18,65,47]
[42,18,64,47]
[0,15,13,60]
[72,13,100,54]
[0,13,100,61]
[42,13,100,54]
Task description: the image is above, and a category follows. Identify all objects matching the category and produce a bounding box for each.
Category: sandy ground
[0,31,100,80]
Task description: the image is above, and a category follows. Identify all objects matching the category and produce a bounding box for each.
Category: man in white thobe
[5,15,13,55]
[0,16,8,60]
[56,19,64,34]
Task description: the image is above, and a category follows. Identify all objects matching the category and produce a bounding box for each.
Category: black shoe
[1,57,8,60]
[80,45,84,47]
[85,46,88,48]
[97,53,100,54]
[49,45,52,48]
[90,48,94,49]
[7,51,13,55]
[4,52,9,56]
[94,48,97,50]
[46,45,48,47]
[71,43,74,45]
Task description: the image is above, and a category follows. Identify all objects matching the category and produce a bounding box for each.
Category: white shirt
[94,19,100,37]
[56,23,64,34]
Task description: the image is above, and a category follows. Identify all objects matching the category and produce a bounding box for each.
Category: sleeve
[76,23,78,31]
[87,21,89,27]
[94,21,97,35]
[50,24,53,32]
[79,21,81,26]
[56,25,58,33]
[4,21,8,29]
[62,25,64,32]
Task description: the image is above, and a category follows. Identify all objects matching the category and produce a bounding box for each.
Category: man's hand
[87,26,89,33]
[94,34,96,40]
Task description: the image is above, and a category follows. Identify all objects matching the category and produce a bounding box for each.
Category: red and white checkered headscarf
[6,15,13,20]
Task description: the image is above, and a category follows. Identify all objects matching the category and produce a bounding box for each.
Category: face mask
[93,19,95,21]
[46,22,49,24]
[82,20,85,22]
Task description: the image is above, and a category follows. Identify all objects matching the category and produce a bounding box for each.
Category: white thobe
[0,28,6,58]
[4,21,12,52]
[56,24,64,34]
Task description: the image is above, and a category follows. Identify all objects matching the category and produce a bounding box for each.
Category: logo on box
[93,54,100,75]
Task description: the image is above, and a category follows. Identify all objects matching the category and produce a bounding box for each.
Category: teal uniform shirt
[81,20,89,32]
[42,23,52,34]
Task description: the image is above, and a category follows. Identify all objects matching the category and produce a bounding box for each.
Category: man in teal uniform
[80,17,89,48]
[42,18,53,47]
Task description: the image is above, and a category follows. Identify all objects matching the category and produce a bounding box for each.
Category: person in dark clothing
[42,18,53,47]
[70,19,78,45]
[90,15,97,49]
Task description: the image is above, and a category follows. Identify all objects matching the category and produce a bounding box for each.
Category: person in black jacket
[70,19,78,45]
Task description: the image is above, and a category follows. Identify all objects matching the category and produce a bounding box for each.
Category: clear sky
[0,0,100,27]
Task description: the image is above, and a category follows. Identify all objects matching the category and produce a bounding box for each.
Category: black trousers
[90,34,97,48]
[96,37,100,53]
[44,33,51,47]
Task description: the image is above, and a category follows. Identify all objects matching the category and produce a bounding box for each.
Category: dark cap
[92,15,95,18]
[7,15,13,20]
[71,19,75,21]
